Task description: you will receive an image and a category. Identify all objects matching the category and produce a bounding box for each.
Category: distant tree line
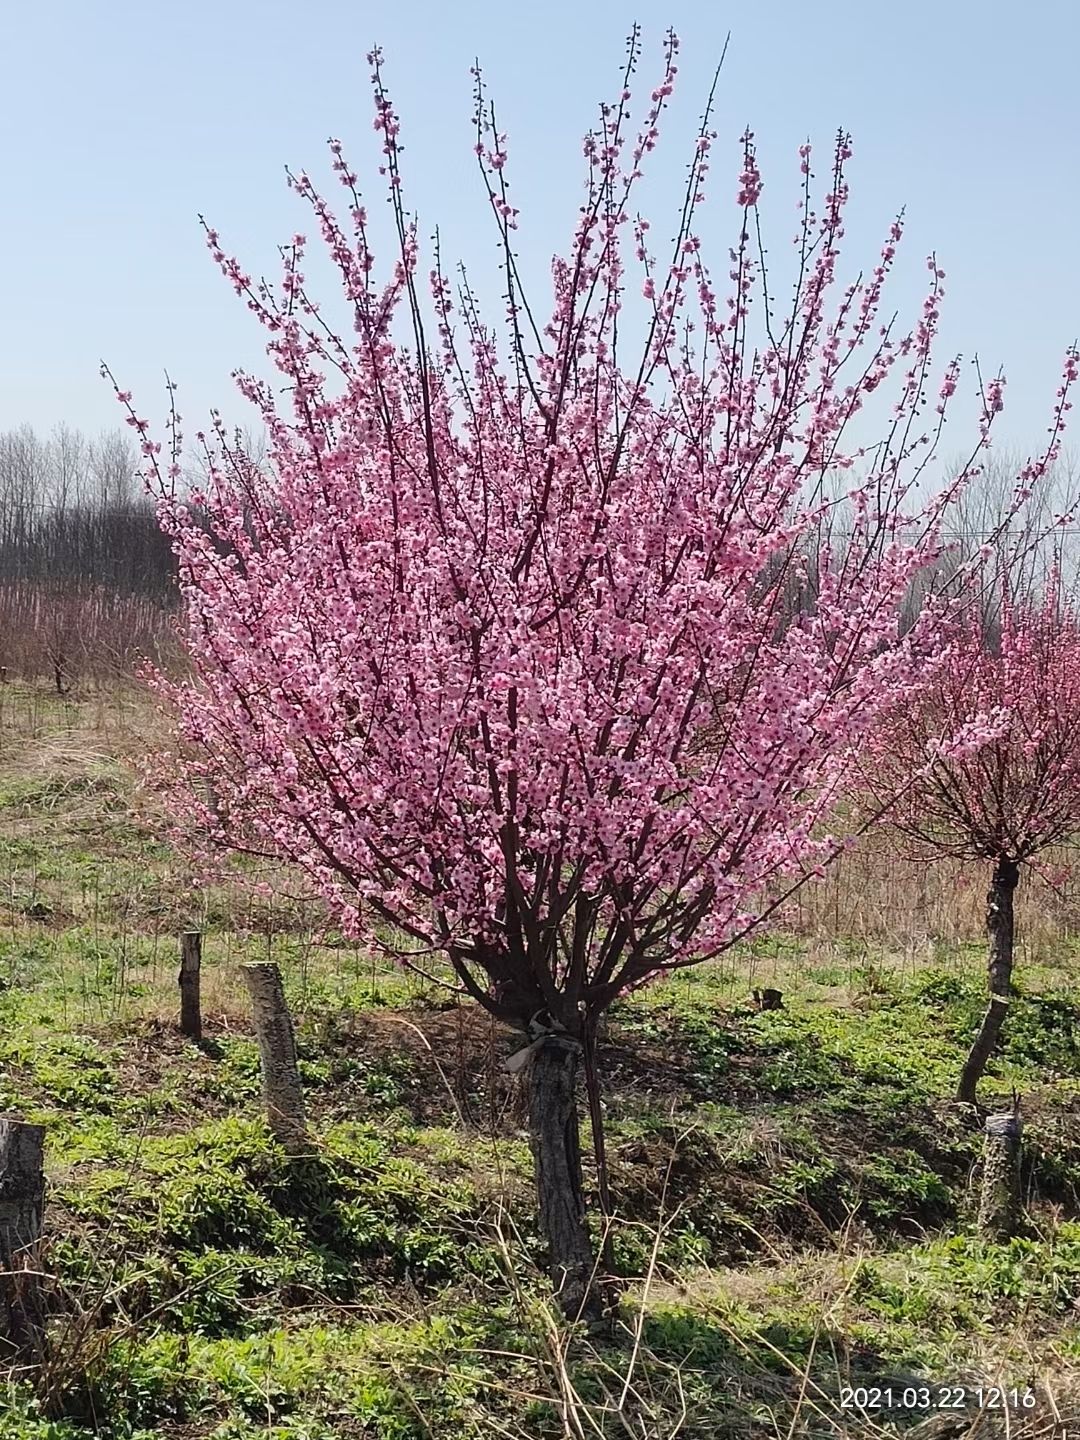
[0,424,181,686]
[0,424,176,598]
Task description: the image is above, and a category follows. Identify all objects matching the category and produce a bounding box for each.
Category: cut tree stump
[978,1109,1024,1240]
[0,1117,46,1361]
[179,931,203,1042]
[241,962,310,1155]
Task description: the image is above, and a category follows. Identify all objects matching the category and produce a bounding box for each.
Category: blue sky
[3,0,1077,455]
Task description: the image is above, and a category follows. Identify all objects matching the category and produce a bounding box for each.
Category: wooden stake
[241,962,310,1155]
[0,1117,46,1361]
[978,1107,1024,1240]
[179,931,203,1042]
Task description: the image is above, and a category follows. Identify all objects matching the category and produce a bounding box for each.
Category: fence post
[978,1109,1024,1240]
[241,962,310,1155]
[179,931,203,1042]
[0,1117,46,1361]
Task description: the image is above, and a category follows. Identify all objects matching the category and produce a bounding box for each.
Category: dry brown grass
[792,829,1080,958]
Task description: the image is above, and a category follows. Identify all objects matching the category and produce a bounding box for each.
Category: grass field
[3,682,1080,1438]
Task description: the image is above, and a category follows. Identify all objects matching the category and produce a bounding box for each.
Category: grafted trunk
[957,857,1019,1105]
[0,1118,46,1362]
[978,1108,1024,1239]
[527,1035,603,1323]
[241,962,310,1155]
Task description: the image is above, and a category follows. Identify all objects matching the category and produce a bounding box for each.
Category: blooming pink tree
[867,574,1080,1104]
[111,32,1076,1317]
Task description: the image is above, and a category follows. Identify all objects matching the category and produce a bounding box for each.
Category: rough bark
[0,1118,46,1361]
[527,1034,603,1323]
[241,962,310,1155]
[179,931,203,1042]
[957,857,1019,1104]
[978,1109,1024,1239]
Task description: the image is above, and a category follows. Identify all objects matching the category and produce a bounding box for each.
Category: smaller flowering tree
[109,31,1078,1317]
[867,574,1080,1103]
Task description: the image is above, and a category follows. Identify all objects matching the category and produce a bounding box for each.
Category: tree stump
[241,962,310,1155]
[179,931,203,1042]
[978,1109,1023,1240]
[0,1118,46,1361]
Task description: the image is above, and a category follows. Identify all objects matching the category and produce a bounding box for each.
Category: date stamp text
[839,1386,1038,1412]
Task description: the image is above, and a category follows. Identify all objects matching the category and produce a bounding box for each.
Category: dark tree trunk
[527,1035,603,1323]
[957,857,1020,1104]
